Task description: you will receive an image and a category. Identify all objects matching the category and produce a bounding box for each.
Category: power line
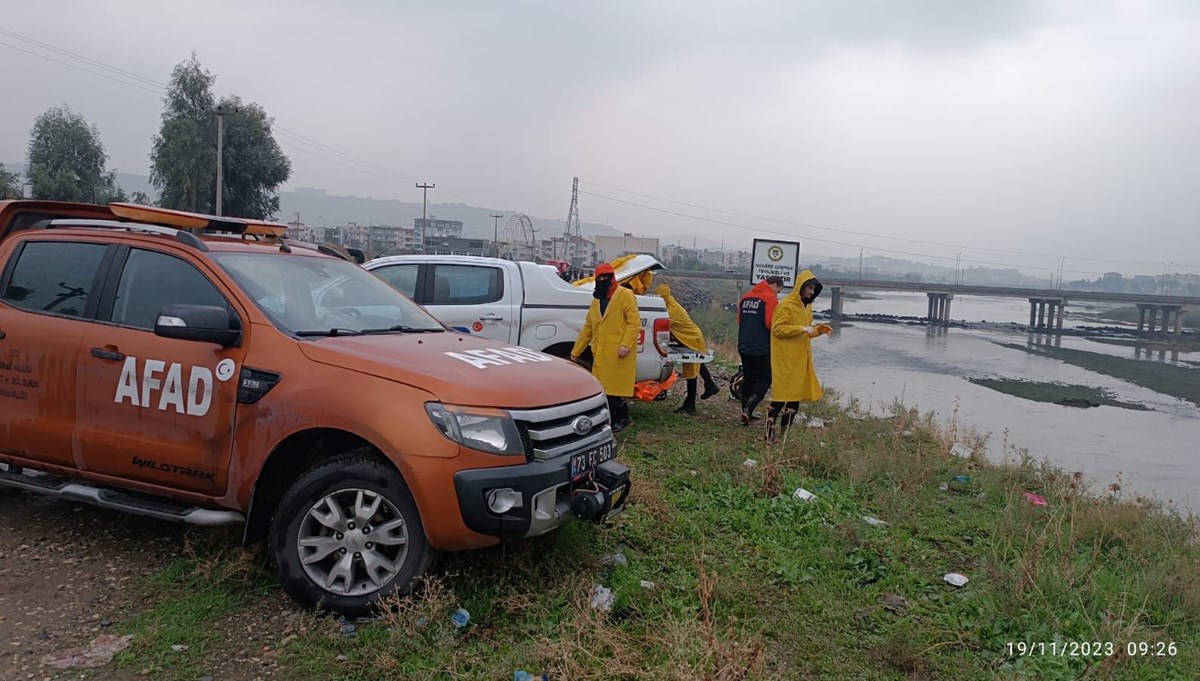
[0,40,166,96]
[0,28,168,89]
[578,181,1200,272]
[580,189,1112,276]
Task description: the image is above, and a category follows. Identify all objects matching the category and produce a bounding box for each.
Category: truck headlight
[425,403,525,455]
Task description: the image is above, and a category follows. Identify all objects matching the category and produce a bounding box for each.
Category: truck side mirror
[154,304,242,348]
[346,248,366,264]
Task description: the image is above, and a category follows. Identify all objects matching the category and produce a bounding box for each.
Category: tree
[26,106,109,202]
[129,190,152,205]
[0,163,22,199]
[151,54,291,219]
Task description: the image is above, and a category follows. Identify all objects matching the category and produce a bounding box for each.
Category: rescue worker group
[570,261,830,443]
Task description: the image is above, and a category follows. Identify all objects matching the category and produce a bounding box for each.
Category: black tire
[268,453,433,617]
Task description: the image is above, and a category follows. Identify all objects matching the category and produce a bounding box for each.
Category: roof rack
[38,219,209,251]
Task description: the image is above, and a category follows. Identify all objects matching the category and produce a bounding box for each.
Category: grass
[1000,342,1200,406]
[968,378,1150,411]
[106,386,1200,680]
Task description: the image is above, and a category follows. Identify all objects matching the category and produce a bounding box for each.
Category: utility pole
[415,183,435,254]
[215,104,239,216]
[490,213,503,258]
[955,252,962,285]
[858,247,865,280]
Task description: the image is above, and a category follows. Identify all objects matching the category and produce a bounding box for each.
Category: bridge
[663,270,1198,335]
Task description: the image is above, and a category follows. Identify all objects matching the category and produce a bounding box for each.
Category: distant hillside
[277,187,620,241]
[1,163,619,242]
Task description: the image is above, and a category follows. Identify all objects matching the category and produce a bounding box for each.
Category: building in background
[594,233,660,262]
[285,221,320,243]
[423,235,489,256]
[414,217,463,239]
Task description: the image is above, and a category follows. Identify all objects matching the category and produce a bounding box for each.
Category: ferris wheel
[501,214,536,258]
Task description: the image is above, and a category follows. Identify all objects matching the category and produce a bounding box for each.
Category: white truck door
[425,262,517,343]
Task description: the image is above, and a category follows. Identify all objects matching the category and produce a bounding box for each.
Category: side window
[1,241,107,318]
[430,265,503,305]
[110,249,231,330]
[373,264,420,299]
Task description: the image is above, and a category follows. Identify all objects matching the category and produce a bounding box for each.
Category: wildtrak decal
[132,456,216,482]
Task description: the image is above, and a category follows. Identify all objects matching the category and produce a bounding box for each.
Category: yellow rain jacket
[770,270,825,402]
[656,284,708,379]
[571,285,641,397]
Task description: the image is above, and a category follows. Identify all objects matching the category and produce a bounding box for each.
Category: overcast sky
[3,0,1198,277]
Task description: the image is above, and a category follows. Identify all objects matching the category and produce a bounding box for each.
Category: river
[816,292,1198,511]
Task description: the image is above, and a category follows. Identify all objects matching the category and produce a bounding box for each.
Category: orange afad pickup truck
[0,201,629,616]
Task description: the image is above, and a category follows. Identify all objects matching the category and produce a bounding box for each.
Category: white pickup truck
[362,254,676,384]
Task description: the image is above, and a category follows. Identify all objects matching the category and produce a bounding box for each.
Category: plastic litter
[450,608,471,628]
[640,580,657,590]
[742,459,758,468]
[901,430,914,437]
[170,644,189,652]
[938,482,949,492]
[862,515,888,527]
[42,634,135,670]
[590,584,615,612]
[944,573,969,587]
[792,488,818,502]
[807,418,827,429]
[1023,492,1048,507]
[603,552,629,566]
[953,475,971,483]
[950,443,974,459]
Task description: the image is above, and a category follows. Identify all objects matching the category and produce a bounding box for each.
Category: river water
[816,292,1199,511]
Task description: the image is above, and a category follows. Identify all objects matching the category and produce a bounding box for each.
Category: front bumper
[453,450,630,542]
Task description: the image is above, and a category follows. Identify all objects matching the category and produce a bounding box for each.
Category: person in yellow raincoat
[766,270,832,442]
[571,263,640,432]
[656,284,719,413]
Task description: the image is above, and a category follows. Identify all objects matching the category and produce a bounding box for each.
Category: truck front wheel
[268,454,433,616]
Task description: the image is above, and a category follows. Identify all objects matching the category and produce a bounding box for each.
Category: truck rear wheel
[268,454,432,616]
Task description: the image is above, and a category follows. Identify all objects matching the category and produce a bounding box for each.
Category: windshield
[212,252,445,335]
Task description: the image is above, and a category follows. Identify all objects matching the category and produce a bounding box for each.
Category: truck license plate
[570,441,615,480]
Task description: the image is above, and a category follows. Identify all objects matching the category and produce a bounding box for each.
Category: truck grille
[509,393,611,460]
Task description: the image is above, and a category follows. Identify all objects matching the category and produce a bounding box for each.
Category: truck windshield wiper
[295,328,364,337]
[360,325,445,334]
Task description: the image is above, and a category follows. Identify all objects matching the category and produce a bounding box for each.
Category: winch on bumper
[454,446,630,542]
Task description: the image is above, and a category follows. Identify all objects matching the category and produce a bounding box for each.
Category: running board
[0,464,243,526]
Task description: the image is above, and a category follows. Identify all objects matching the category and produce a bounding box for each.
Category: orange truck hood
[297,331,602,408]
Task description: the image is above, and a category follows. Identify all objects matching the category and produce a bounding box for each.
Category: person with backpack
[737,275,783,424]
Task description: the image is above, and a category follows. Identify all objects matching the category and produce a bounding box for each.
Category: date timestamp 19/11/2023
[1006,641,1178,658]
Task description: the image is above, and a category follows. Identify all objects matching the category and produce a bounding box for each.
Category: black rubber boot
[675,378,698,414]
[610,397,633,433]
[699,365,719,400]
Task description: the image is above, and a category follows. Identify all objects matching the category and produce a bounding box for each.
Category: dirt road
[0,489,306,680]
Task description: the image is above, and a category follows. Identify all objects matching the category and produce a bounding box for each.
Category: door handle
[480,313,504,322]
[90,347,126,361]
[0,330,5,340]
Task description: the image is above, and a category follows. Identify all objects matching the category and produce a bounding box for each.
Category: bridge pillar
[1028,298,1066,330]
[926,293,952,325]
[1137,305,1148,332]
[830,286,845,321]
[1177,307,1185,335]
